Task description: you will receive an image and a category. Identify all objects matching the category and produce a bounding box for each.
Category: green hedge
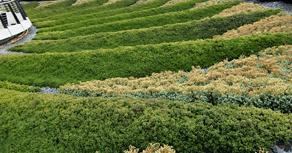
[37,0,208,33]
[27,0,81,19]
[36,1,239,40]
[29,0,139,21]
[0,89,291,153]
[33,0,172,27]
[1,33,291,87]
[16,10,279,53]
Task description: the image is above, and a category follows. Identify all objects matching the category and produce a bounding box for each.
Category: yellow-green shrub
[61,45,292,112]
[214,2,267,17]
[123,143,175,153]
[216,14,292,39]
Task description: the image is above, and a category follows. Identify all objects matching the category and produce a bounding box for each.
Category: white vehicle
[0,0,32,44]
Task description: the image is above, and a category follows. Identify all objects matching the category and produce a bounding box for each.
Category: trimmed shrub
[35,0,203,30]
[0,89,291,153]
[216,14,292,39]
[0,33,291,87]
[32,0,177,27]
[35,1,239,40]
[14,9,280,53]
[61,45,292,113]
[29,0,140,20]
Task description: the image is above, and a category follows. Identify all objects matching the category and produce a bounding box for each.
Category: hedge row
[14,10,279,53]
[28,0,75,19]
[0,88,291,153]
[36,0,203,31]
[36,1,239,40]
[29,0,139,21]
[218,14,292,39]
[60,45,292,113]
[33,0,172,27]
[1,33,291,86]
[27,0,81,19]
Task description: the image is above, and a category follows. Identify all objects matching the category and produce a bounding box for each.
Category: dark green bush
[15,9,279,53]
[1,33,291,87]
[0,88,291,153]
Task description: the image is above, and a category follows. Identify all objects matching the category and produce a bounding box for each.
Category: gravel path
[245,0,292,14]
[0,26,37,55]
[40,87,60,94]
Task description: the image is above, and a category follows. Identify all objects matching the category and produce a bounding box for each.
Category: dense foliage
[35,1,240,40]
[0,0,291,152]
[61,45,292,113]
[0,89,291,153]
[31,0,189,27]
[35,0,204,31]
[123,144,175,153]
[217,14,292,38]
[1,33,291,86]
[13,9,279,53]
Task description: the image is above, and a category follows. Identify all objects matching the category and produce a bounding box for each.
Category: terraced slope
[32,0,177,26]
[35,1,240,40]
[0,0,291,152]
[36,1,196,32]
[13,10,280,52]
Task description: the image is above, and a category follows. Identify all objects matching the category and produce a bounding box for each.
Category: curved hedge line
[15,9,279,53]
[35,1,239,40]
[29,0,140,21]
[1,33,291,87]
[33,0,173,27]
[60,45,292,113]
[36,0,203,30]
[0,89,291,153]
